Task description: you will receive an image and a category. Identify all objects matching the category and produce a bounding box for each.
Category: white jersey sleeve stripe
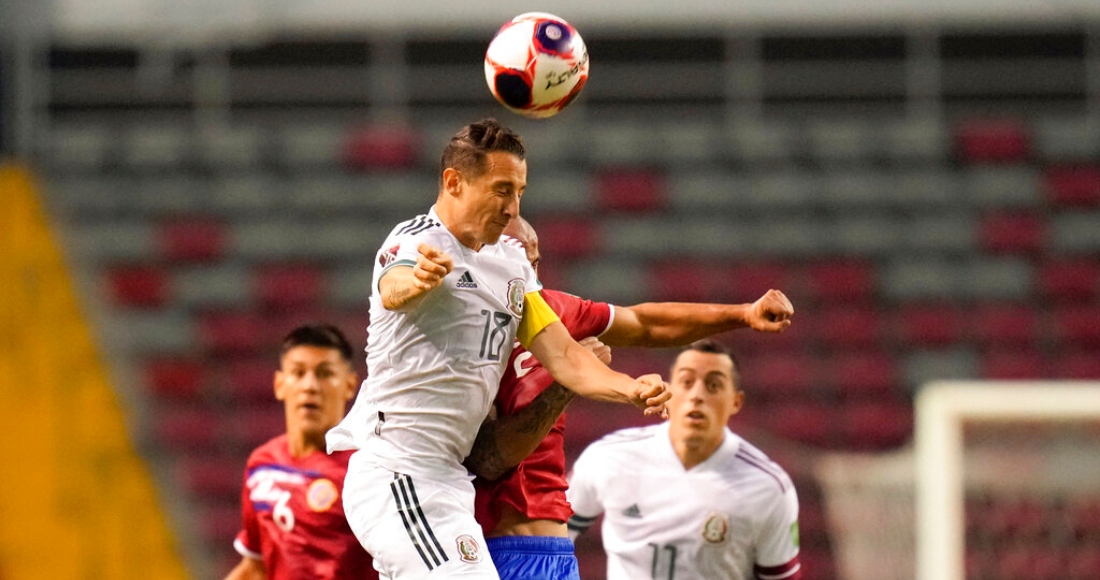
[233,537,263,561]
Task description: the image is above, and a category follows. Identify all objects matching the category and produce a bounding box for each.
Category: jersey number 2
[479,309,511,361]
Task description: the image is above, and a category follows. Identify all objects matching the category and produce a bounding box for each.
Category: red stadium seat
[1044,164,1100,207]
[219,357,277,403]
[178,455,242,501]
[839,400,913,450]
[649,259,736,303]
[108,266,169,307]
[955,118,1031,164]
[980,348,1052,380]
[826,350,899,400]
[979,212,1046,255]
[159,218,226,262]
[742,352,819,401]
[1038,259,1100,302]
[812,306,885,349]
[254,264,326,310]
[343,124,420,170]
[529,215,599,261]
[806,259,877,304]
[1053,350,1100,380]
[145,357,205,400]
[971,303,1041,347]
[198,310,272,356]
[1050,306,1100,346]
[894,304,965,347]
[153,405,224,452]
[729,261,795,301]
[202,504,245,555]
[758,402,835,448]
[229,407,287,451]
[594,167,667,213]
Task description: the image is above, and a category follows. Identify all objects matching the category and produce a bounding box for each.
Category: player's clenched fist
[413,243,454,291]
[747,289,794,333]
[631,373,671,417]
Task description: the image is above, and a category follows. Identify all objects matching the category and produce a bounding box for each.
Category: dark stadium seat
[1038,258,1100,303]
[971,303,1042,347]
[805,259,877,305]
[838,400,913,450]
[826,350,899,400]
[1050,306,1100,346]
[954,118,1031,164]
[153,405,225,453]
[894,303,966,347]
[812,306,884,349]
[593,167,667,214]
[647,259,736,303]
[343,124,420,171]
[758,402,834,448]
[108,265,170,308]
[254,264,326,310]
[218,357,277,403]
[742,351,819,401]
[145,357,206,400]
[1054,350,1100,380]
[980,348,1052,380]
[198,310,273,356]
[159,218,227,263]
[980,211,1046,255]
[530,215,600,261]
[1044,165,1100,207]
[178,455,242,502]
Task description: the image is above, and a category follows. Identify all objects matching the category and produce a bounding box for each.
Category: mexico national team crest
[506,278,526,317]
[455,534,482,563]
[306,478,339,512]
[701,511,730,544]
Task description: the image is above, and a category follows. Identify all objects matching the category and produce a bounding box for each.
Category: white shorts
[343,451,499,579]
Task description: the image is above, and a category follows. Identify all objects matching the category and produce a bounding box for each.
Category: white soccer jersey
[567,422,801,580]
[327,207,540,480]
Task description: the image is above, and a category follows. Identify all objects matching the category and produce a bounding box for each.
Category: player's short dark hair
[280,324,355,364]
[679,339,742,391]
[440,118,526,183]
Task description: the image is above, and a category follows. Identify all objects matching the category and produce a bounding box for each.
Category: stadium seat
[75,221,158,263]
[879,117,949,164]
[812,306,884,348]
[881,259,966,302]
[887,169,960,210]
[972,303,1041,347]
[276,123,346,169]
[980,348,1052,380]
[725,118,800,167]
[743,170,816,210]
[902,348,979,392]
[964,257,1035,301]
[894,303,965,347]
[566,259,649,306]
[804,119,881,167]
[41,123,115,172]
[109,310,197,355]
[327,265,374,308]
[1038,258,1100,302]
[108,266,169,308]
[954,118,1031,164]
[839,399,913,450]
[806,259,877,305]
[532,215,599,261]
[648,259,736,303]
[821,169,892,208]
[133,176,207,216]
[1044,165,1100,207]
[218,357,277,404]
[145,357,206,400]
[198,310,272,356]
[208,173,285,215]
[1050,306,1100,346]
[254,264,326,310]
[593,167,667,213]
[196,124,267,170]
[827,350,899,400]
[1053,350,1100,380]
[758,402,835,448]
[153,405,224,452]
[742,351,819,401]
[159,218,227,262]
[1032,115,1100,162]
[121,123,192,170]
[827,215,905,257]
[178,454,241,502]
[980,212,1046,255]
[902,213,977,255]
[519,171,593,214]
[343,124,420,170]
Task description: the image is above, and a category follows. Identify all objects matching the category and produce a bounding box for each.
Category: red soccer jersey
[234,434,377,580]
[474,289,613,534]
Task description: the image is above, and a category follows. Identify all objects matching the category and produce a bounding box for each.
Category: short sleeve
[233,468,264,560]
[754,480,800,569]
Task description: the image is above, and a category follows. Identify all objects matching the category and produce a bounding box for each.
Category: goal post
[915,381,1100,580]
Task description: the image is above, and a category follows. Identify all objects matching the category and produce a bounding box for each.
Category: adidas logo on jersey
[456,272,478,289]
[622,504,643,518]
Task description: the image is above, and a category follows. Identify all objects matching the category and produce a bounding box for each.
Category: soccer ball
[484,12,589,119]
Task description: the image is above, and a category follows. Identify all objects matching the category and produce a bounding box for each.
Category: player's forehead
[479,151,527,185]
[280,345,347,368]
[671,350,735,380]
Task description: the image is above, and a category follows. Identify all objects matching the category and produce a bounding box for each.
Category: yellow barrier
[0,164,189,579]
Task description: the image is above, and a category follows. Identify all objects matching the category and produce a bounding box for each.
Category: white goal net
[816,381,1100,580]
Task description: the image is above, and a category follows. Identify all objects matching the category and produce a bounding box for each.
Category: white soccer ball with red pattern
[484,12,589,119]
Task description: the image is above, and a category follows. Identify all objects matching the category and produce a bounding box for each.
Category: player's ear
[274,370,287,401]
[729,389,745,416]
[442,167,463,197]
[343,371,359,402]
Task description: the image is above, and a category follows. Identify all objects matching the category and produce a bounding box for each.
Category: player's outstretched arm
[528,322,670,415]
[600,289,795,347]
[224,557,266,580]
[465,337,610,480]
[378,243,453,310]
